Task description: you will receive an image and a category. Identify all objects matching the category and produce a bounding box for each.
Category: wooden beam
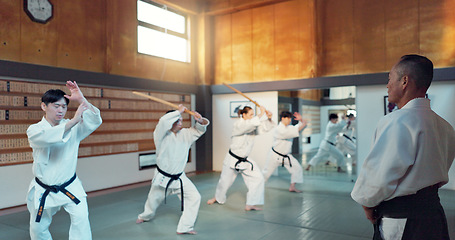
[205,0,293,16]
[152,0,198,15]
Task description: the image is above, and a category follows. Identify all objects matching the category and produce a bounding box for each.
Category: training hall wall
[1,0,455,209]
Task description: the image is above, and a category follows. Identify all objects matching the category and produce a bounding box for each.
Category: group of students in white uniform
[25,54,455,240]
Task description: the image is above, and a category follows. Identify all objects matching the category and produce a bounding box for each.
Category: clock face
[24,0,53,24]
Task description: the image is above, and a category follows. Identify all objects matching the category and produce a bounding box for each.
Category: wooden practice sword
[132,91,196,116]
[222,83,261,107]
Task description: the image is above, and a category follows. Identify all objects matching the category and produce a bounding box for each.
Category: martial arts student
[136,104,209,235]
[263,111,307,192]
[351,54,455,240]
[336,113,357,164]
[207,105,274,211]
[26,81,102,240]
[305,113,347,172]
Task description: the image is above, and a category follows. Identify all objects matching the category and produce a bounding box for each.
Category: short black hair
[329,113,338,120]
[166,109,177,114]
[280,111,292,119]
[42,89,69,105]
[396,54,433,90]
[238,106,253,117]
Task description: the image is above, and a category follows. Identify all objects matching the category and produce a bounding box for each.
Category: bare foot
[289,183,302,193]
[136,218,144,224]
[305,165,311,171]
[177,230,197,235]
[207,197,217,205]
[245,205,262,211]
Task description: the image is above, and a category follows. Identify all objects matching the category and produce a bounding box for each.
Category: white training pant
[27,196,91,240]
[214,158,264,206]
[138,175,201,233]
[336,135,356,156]
[380,218,407,240]
[263,151,303,184]
[308,141,345,167]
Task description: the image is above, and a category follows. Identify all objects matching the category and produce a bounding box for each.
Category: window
[137,0,189,62]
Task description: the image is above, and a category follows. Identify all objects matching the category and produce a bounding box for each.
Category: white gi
[336,120,357,159]
[308,119,347,167]
[351,98,455,239]
[213,115,274,206]
[138,111,209,233]
[264,122,304,184]
[26,105,102,240]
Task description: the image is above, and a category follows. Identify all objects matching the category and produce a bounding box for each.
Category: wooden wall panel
[298,0,317,78]
[0,0,200,85]
[107,0,141,77]
[320,0,354,76]
[212,0,317,84]
[252,5,275,81]
[55,0,106,72]
[297,89,322,101]
[231,10,253,83]
[384,0,419,70]
[84,0,107,72]
[274,1,300,80]
[214,14,232,84]
[420,0,455,67]
[57,1,94,70]
[0,0,21,61]
[353,0,386,74]
[20,3,59,66]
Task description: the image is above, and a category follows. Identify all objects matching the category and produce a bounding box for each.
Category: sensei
[207,105,274,211]
[351,54,455,239]
[27,81,102,240]
[136,105,209,235]
[305,113,347,172]
[263,111,307,192]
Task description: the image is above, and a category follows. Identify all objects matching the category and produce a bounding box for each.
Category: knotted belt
[372,184,442,240]
[156,166,184,211]
[34,173,79,222]
[229,149,253,171]
[342,134,354,142]
[272,147,292,167]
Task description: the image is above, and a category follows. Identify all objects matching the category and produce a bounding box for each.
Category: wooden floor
[1,166,454,240]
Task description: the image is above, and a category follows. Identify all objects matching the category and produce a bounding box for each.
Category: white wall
[0,153,148,209]
[212,92,278,171]
[1,134,201,211]
[356,81,455,190]
[0,148,197,210]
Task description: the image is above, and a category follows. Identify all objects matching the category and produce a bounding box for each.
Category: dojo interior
[1,0,455,239]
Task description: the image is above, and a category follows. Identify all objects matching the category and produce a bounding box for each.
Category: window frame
[137,0,190,62]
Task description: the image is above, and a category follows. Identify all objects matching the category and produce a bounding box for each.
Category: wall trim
[0,60,199,94]
[212,67,455,94]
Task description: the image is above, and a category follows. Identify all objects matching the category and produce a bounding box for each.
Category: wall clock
[24,0,53,24]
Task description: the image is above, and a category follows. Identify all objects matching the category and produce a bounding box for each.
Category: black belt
[272,147,292,167]
[34,173,79,222]
[372,184,442,240]
[229,150,253,171]
[342,134,354,142]
[156,166,184,211]
[326,140,336,146]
